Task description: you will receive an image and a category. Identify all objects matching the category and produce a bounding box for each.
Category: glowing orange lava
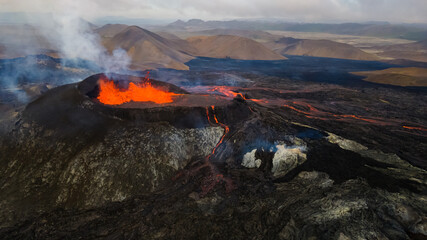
[97,76,181,105]
[207,86,245,99]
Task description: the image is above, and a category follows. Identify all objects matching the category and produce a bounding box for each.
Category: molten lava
[97,76,181,105]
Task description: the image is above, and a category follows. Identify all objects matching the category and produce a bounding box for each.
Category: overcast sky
[1,0,427,23]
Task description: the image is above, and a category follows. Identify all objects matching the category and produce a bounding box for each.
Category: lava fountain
[97,74,181,105]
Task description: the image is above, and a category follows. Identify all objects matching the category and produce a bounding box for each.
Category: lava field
[0,66,426,239]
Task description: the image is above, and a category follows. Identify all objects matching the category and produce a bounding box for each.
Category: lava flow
[173,105,234,196]
[201,105,234,195]
[97,75,181,105]
[282,101,392,125]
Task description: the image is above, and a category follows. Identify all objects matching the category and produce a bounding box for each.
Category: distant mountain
[193,29,280,41]
[95,24,129,38]
[283,23,427,40]
[166,19,281,31]
[168,20,186,28]
[154,32,183,41]
[352,67,427,87]
[93,16,172,27]
[187,19,205,25]
[378,40,427,62]
[0,44,5,58]
[265,37,379,61]
[165,20,427,41]
[102,26,194,70]
[186,35,287,60]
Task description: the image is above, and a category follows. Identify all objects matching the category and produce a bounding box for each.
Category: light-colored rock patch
[241,149,262,168]
[271,144,307,178]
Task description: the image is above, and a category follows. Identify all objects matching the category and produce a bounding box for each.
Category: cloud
[0,0,426,23]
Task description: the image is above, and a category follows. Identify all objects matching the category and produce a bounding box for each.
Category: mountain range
[166,19,427,41]
[1,20,427,72]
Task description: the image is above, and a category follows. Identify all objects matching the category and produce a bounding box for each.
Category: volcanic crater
[78,73,250,127]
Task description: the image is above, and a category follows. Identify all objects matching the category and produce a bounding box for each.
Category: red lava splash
[403,125,427,132]
[97,75,181,105]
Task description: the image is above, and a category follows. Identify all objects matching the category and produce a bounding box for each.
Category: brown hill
[352,67,427,87]
[186,35,287,60]
[102,26,194,70]
[265,37,379,61]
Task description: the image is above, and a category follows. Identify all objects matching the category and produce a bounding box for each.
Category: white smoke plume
[0,1,131,105]
[32,12,130,73]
